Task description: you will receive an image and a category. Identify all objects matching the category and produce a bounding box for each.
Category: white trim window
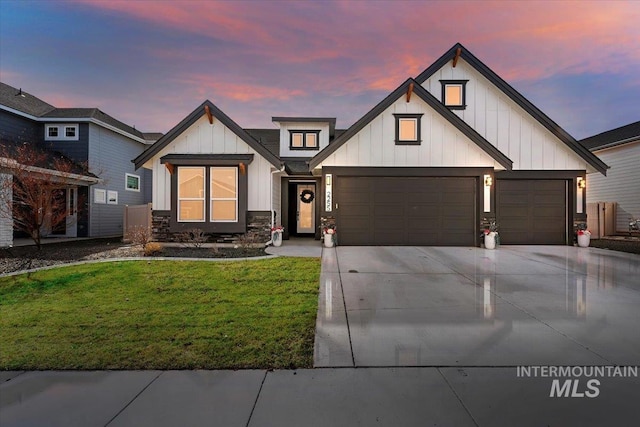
[210,167,238,222]
[125,173,140,192]
[107,190,118,205]
[178,167,206,222]
[45,124,79,141]
[94,188,106,204]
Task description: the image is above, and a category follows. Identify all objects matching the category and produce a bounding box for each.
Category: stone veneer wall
[151,210,271,244]
[0,173,13,248]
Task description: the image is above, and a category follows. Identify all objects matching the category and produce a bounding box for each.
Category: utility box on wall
[587,202,616,238]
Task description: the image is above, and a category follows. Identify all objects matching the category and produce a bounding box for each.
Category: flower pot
[577,234,590,248]
[324,233,334,248]
[484,233,496,250]
[272,231,283,247]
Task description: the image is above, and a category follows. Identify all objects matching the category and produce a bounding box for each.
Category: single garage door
[497,179,567,244]
[336,176,476,245]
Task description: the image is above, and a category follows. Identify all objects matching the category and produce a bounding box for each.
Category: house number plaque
[325,174,332,212]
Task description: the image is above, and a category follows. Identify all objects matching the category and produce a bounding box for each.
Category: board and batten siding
[278,122,330,158]
[586,142,640,232]
[0,173,12,248]
[149,115,275,212]
[88,123,149,237]
[272,172,283,227]
[316,95,501,169]
[420,59,589,172]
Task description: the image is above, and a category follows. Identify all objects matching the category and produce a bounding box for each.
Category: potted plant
[577,227,591,248]
[322,226,336,248]
[271,226,284,247]
[482,218,499,250]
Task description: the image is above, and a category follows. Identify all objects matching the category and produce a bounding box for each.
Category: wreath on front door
[300,189,315,204]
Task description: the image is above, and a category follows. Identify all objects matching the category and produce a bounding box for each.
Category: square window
[47,126,59,138]
[65,126,76,138]
[440,80,468,109]
[394,114,422,145]
[94,188,106,204]
[126,173,140,191]
[291,133,304,147]
[107,190,118,205]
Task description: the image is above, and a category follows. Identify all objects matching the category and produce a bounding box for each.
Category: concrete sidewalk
[2,367,639,426]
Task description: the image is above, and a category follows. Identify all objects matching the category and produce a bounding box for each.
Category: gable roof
[133,100,283,170]
[0,82,148,143]
[580,121,640,151]
[415,43,608,175]
[309,78,513,170]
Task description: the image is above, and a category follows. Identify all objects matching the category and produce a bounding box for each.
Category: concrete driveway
[315,245,640,367]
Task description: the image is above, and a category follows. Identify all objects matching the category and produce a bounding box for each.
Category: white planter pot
[577,234,590,248]
[272,231,283,247]
[324,233,334,248]
[484,233,496,250]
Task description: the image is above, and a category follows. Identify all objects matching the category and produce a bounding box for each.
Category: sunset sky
[1,0,638,139]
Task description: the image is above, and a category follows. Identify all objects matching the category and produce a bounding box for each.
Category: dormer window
[440,80,468,110]
[289,130,320,150]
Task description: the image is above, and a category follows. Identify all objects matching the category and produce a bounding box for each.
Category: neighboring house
[0,82,157,247]
[134,43,608,246]
[581,121,640,233]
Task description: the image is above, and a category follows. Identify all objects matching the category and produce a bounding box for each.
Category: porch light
[577,177,586,189]
[484,175,492,187]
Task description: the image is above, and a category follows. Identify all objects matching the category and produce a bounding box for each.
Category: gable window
[289,130,320,150]
[393,114,423,145]
[440,80,468,110]
[210,167,237,222]
[178,167,206,222]
[125,173,140,192]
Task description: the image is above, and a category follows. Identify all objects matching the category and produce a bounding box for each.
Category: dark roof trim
[134,100,282,170]
[160,153,254,165]
[579,120,640,151]
[415,43,609,175]
[309,78,513,170]
[272,116,336,138]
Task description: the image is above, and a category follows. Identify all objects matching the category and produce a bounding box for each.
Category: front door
[296,184,315,234]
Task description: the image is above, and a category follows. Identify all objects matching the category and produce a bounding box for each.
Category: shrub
[143,242,163,256]
[127,225,152,246]
[177,228,208,248]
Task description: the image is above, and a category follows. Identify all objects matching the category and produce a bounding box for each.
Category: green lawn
[0,258,321,370]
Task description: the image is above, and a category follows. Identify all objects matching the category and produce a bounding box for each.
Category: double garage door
[336,176,476,246]
[335,176,568,246]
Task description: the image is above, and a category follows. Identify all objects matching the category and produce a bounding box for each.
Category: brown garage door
[496,179,567,244]
[336,176,476,245]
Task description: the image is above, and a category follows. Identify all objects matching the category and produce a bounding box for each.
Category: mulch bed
[0,238,267,275]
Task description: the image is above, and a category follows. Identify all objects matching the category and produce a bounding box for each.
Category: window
[393,114,423,145]
[65,126,76,138]
[94,188,106,204]
[107,190,118,205]
[178,167,206,222]
[440,80,468,109]
[125,173,140,192]
[210,167,237,222]
[289,131,320,150]
[45,124,78,140]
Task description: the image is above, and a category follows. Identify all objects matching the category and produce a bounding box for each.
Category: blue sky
[1,0,638,139]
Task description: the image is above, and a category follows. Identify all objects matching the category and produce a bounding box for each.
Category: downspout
[266,164,285,246]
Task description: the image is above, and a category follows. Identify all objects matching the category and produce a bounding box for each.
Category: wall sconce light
[577,177,586,189]
[484,175,493,187]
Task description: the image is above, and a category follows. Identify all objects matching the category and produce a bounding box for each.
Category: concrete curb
[0,254,278,278]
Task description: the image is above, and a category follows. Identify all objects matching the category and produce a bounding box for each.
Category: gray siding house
[582,121,640,233]
[0,82,156,246]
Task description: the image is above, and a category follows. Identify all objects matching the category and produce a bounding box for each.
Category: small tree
[0,142,91,249]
